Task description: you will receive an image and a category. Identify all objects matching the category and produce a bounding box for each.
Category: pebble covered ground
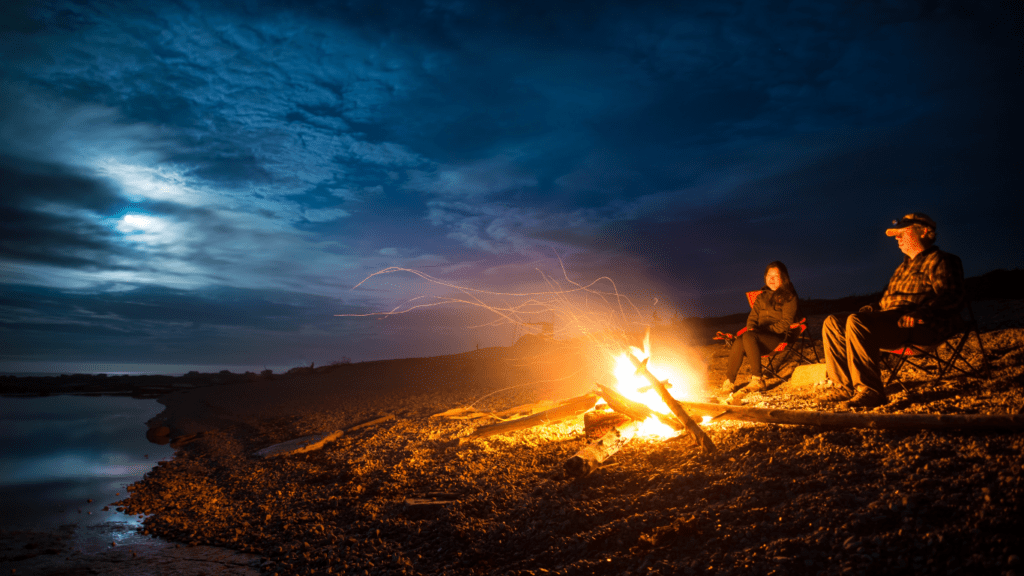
[116,311,1024,576]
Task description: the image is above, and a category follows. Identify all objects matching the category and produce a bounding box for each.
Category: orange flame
[610,335,705,439]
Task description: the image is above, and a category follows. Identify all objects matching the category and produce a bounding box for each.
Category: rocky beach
[2,281,1023,576]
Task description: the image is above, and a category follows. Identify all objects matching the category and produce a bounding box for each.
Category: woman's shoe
[721,379,739,393]
[746,375,765,392]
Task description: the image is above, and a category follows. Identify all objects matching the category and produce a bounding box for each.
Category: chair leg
[935,328,989,381]
[883,352,912,394]
[762,353,780,381]
[972,329,992,380]
[763,345,799,381]
[932,337,962,382]
[808,342,822,364]
[764,338,820,381]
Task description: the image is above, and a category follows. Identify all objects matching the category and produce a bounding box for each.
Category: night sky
[1,0,1020,374]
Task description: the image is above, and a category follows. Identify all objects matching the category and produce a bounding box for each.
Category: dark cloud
[0,206,127,270]
[0,156,122,212]
[0,157,134,272]
[0,0,1019,370]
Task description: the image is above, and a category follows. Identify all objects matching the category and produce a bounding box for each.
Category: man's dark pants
[822,310,942,397]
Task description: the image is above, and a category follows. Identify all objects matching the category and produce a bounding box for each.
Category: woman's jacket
[745,289,797,336]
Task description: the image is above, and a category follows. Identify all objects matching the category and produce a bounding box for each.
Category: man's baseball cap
[886,213,936,236]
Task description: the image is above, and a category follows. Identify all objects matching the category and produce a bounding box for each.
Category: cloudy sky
[1,0,1020,374]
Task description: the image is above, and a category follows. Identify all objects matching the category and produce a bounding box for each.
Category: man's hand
[898,314,921,328]
[859,304,875,314]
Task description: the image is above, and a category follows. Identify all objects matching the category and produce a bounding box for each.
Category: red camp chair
[714,290,820,381]
[881,299,990,390]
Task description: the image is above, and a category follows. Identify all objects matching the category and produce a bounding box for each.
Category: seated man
[819,213,965,409]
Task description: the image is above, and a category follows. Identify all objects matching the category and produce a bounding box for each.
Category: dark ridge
[795,268,1022,319]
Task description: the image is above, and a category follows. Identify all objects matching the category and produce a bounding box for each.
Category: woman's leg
[744,331,784,378]
[741,331,764,378]
[725,336,748,382]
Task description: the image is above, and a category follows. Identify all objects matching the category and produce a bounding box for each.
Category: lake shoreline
[0,394,260,576]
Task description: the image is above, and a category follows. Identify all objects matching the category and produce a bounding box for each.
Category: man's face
[895,226,926,257]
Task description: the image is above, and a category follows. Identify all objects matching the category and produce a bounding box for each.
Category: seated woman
[721,261,799,394]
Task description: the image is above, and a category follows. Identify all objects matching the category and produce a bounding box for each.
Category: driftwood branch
[565,420,640,477]
[673,400,1024,432]
[627,353,716,453]
[252,413,396,459]
[461,393,598,442]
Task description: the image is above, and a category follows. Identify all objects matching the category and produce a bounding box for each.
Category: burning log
[595,383,683,433]
[565,420,640,477]
[461,393,598,443]
[670,400,1024,432]
[626,353,716,453]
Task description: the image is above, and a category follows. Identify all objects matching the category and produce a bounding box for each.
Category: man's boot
[839,385,886,410]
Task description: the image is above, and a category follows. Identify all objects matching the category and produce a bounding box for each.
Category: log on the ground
[565,420,640,477]
[674,401,1024,432]
[461,393,598,442]
[494,400,556,419]
[584,409,631,439]
[253,430,346,459]
[627,353,717,453]
[345,413,397,432]
[431,407,486,419]
[431,401,556,421]
[252,413,396,458]
[595,383,683,432]
[404,498,459,519]
[430,407,496,420]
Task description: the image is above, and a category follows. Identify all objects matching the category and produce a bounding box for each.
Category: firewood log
[673,400,1024,432]
[565,420,640,477]
[461,393,598,442]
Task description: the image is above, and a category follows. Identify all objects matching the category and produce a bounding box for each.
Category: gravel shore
[108,304,1024,576]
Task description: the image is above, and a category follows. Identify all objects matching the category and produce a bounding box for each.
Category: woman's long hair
[765,261,798,307]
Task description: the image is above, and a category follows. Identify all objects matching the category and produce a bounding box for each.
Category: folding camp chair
[881,299,991,389]
[714,290,821,381]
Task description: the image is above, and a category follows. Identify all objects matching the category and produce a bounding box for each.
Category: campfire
[450,327,718,478]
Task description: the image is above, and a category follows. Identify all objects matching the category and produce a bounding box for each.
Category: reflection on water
[0,395,175,532]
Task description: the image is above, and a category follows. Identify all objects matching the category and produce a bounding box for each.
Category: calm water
[0,395,176,532]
